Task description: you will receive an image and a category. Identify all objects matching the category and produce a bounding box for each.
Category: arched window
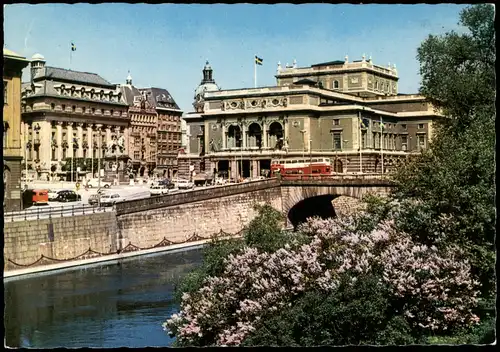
[51,103,55,110]
[375,81,379,90]
[333,80,339,89]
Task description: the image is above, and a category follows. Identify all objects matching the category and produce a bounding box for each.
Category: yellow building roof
[3,48,29,61]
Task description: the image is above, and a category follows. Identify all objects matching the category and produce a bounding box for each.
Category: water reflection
[4,249,203,348]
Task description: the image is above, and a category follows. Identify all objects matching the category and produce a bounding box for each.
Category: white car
[100,193,124,207]
[150,185,170,196]
[47,189,60,201]
[215,178,228,185]
[173,179,195,190]
[87,178,111,188]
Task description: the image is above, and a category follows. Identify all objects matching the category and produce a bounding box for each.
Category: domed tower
[193,61,220,113]
[126,71,132,85]
[30,53,46,84]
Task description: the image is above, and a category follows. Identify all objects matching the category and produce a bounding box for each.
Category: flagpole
[70,49,72,69]
[254,56,257,88]
[380,115,384,174]
[359,113,362,174]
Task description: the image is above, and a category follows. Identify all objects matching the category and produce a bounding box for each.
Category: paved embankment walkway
[3,238,221,281]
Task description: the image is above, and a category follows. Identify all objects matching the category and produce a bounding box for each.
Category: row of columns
[221,123,287,150]
[22,121,129,170]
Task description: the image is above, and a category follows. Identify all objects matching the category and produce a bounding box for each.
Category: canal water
[4,248,203,348]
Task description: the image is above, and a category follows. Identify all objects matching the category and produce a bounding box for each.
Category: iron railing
[4,204,113,223]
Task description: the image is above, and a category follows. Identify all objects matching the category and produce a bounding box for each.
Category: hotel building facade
[21,54,130,182]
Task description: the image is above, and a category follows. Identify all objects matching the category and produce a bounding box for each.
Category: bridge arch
[282,185,375,228]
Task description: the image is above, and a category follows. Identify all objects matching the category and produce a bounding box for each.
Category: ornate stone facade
[21,54,130,182]
[182,57,442,181]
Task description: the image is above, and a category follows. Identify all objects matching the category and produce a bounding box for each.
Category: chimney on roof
[126,71,132,85]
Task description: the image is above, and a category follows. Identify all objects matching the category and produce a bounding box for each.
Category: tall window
[374,133,380,149]
[3,80,8,105]
[333,80,339,89]
[401,135,408,151]
[332,132,342,150]
[417,134,426,150]
[3,122,8,147]
[361,131,367,149]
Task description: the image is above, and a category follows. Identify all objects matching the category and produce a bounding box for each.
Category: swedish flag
[71,42,76,51]
[255,56,263,65]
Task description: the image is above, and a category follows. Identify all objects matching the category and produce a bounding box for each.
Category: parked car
[215,178,228,185]
[100,193,124,207]
[150,185,170,196]
[47,189,60,201]
[173,179,195,190]
[158,179,175,189]
[55,190,81,202]
[87,178,111,188]
[88,194,99,206]
[32,189,49,205]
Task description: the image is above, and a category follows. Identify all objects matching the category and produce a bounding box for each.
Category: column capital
[56,121,64,126]
[96,124,103,130]
[87,123,94,129]
[77,122,84,127]
[67,122,74,127]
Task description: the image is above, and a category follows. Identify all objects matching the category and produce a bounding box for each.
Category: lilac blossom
[164,216,480,346]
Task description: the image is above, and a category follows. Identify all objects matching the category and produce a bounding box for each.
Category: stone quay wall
[4,178,393,274]
[3,212,119,271]
[116,186,283,249]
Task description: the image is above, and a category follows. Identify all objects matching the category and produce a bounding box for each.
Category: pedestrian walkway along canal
[4,248,203,348]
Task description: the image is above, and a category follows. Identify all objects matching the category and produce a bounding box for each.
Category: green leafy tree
[243,274,417,346]
[391,4,496,298]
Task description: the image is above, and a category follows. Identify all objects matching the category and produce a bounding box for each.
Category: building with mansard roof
[181,55,442,181]
[118,71,183,179]
[21,53,130,182]
[140,87,183,178]
[119,73,158,178]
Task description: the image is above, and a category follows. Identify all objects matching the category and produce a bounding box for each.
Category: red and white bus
[271,157,332,179]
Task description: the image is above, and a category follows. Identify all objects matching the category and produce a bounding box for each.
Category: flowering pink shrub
[164,217,480,346]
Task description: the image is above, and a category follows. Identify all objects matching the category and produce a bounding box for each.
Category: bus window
[312,158,318,162]
[291,160,298,164]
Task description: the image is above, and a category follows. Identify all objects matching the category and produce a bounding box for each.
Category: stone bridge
[114,176,394,249]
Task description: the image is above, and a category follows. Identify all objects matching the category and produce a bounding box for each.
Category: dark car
[88,194,99,206]
[55,190,82,202]
[158,179,175,189]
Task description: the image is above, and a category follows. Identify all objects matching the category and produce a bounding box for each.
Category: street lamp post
[96,124,102,208]
[300,129,306,160]
[309,139,312,176]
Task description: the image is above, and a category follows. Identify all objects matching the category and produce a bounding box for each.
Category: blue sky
[4,3,467,113]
